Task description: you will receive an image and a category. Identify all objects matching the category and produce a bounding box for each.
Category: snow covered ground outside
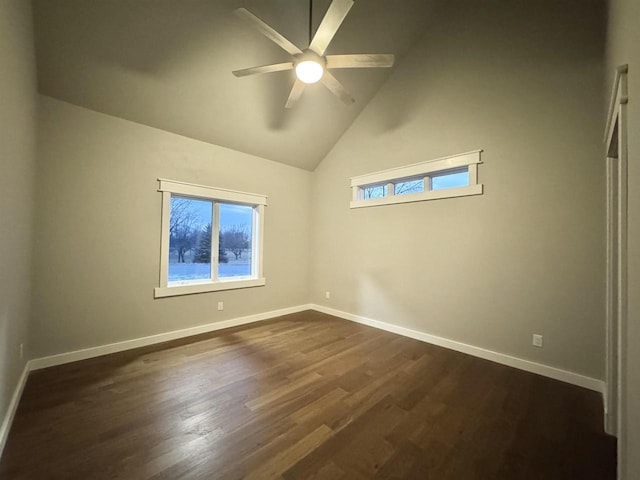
[168,262,251,281]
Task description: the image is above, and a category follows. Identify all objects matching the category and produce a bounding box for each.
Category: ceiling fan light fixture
[233,0,394,107]
[295,60,324,84]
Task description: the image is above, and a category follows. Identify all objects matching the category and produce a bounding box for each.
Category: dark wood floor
[0,311,615,479]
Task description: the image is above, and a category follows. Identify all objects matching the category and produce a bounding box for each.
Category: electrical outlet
[19,343,24,359]
[532,334,543,348]
[217,301,224,311]
[325,291,331,299]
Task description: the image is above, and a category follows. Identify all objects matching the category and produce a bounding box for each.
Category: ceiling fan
[232,0,395,108]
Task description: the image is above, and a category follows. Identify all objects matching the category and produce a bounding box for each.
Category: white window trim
[157,178,267,206]
[154,179,267,298]
[350,150,483,209]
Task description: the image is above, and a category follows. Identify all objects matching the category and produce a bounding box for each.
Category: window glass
[431,170,469,190]
[219,203,253,278]
[394,179,424,195]
[363,185,386,199]
[169,197,213,283]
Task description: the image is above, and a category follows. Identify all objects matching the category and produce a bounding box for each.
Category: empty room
[1,0,638,478]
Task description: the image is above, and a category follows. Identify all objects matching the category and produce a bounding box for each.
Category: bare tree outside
[169,198,201,263]
[362,180,423,199]
[363,185,386,199]
[394,179,424,195]
[221,225,250,260]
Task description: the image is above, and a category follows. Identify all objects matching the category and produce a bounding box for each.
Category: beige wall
[0,0,37,428]
[606,0,640,477]
[311,0,606,379]
[32,96,312,358]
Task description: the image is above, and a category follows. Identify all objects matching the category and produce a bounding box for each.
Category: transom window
[350,150,483,208]
[155,179,267,298]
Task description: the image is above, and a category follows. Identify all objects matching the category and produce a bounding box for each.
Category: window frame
[154,179,267,298]
[350,150,483,209]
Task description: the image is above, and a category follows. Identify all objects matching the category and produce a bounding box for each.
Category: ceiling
[32,0,436,170]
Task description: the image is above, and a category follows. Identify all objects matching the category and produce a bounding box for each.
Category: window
[350,150,483,208]
[155,179,266,298]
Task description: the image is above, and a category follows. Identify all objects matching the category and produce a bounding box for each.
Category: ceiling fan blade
[233,62,294,77]
[326,54,395,69]
[321,71,355,105]
[308,0,354,56]
[285,79,306,109]
[235,8,303,56]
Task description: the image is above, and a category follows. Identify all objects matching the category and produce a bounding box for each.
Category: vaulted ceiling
[32,0,436,170]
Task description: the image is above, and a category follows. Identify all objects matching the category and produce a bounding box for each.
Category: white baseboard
[311,304,605,393]
[30,304,313,371]
[0,362,30,458]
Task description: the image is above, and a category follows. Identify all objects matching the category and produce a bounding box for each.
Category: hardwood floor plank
[0,311,615,479]
[245,372,323,411]
[245,424,334,480]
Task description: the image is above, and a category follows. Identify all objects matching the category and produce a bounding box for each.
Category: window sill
[350,184,483,209]
[154,277,266,298]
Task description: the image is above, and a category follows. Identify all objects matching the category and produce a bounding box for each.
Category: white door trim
[604,64,628,480]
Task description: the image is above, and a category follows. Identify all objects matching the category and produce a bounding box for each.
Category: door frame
[604,64,628,477]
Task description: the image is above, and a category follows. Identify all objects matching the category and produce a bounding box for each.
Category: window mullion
[212,202,220,282]
[386,182,394,197]
[255,205,264,278]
